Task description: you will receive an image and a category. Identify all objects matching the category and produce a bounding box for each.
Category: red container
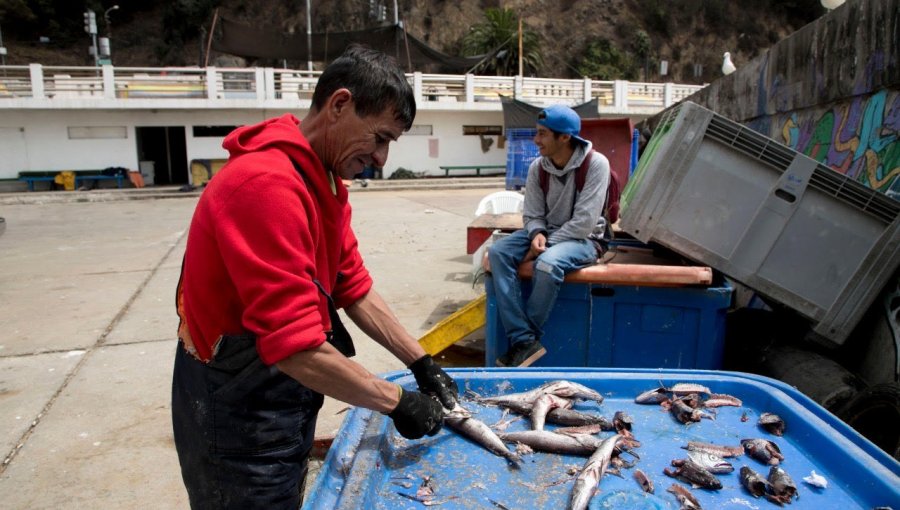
[580,118,634,188]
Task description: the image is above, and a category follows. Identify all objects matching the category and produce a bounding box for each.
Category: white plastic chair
[474,191,524,216]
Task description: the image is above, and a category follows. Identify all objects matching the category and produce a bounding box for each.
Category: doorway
[135,126,188,186]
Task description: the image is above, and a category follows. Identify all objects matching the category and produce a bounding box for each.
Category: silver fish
[444,414,521,466]
[501,400,613,428]
[498,430,603,456]
[568,434,623,510]
[633,468,654,493]
[740,466,772,498]
[530,393,571,431]
[479,380,604,406]
[687,450,734,474]
[758,412,786,437]
[635,386,669,404]
[667,483,703,509]
[742,438,784,465]
[683,441,744,458]
[664,459,723,490]
[767,466,799,504]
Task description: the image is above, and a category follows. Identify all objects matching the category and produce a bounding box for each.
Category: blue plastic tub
[303,368,900,509]
[485,279,733,369]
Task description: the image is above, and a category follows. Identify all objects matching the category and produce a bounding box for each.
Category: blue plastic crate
[304,368,900,510]
[505,128,539,190]
[485,278,732,369]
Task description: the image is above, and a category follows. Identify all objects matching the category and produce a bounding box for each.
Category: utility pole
[306,0,313,71]
[83,9,99,67]
[0,24,7,68]
[517,17,523,77]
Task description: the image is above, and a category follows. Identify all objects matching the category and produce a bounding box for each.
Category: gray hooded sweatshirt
[522,141,611,245]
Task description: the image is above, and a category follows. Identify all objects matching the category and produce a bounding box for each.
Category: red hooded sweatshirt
[176,114,372,364]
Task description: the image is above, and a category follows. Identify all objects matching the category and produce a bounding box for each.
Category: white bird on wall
[722,52,736,75]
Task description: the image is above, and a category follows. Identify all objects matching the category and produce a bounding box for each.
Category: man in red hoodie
[171,46,459,509]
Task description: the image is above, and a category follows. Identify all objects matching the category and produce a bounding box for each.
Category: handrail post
[255,68,265,100]
[102,64,116,99]
[264,68,275,100]
[663,82,674,107]
[29,64,44,99]
[412,71,423,104]
[514,75,523,99]
[583,77,591,103]
[614,80,628,109]
[465,74,474,103]
[206,67,218,99]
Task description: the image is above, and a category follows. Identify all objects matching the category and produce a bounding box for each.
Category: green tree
[576,38,638,81]
[461,8,542,76]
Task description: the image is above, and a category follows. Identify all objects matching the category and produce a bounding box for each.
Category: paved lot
[0,184,500,508]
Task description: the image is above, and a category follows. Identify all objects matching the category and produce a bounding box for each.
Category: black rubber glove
[409,354,459,408]
[387,387,443,439]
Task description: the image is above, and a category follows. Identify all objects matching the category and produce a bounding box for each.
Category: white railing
[0,64,706,113]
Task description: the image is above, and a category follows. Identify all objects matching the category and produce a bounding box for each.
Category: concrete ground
[0,180,502,508]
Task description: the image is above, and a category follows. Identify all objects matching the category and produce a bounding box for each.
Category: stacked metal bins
[620,101,900,347]
[504,128,538,190]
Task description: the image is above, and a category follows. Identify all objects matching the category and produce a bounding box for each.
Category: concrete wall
[682,0,899,195]
[0,108,506,181]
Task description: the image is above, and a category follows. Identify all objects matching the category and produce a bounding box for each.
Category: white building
[0,64,703,187]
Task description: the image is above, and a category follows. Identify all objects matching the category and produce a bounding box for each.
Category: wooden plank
[466,213,522,254]
[417,294,487,356]
[517,262,713,287]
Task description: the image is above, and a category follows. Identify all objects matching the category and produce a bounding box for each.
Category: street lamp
[101,5,119,64]
[104,5,119,39]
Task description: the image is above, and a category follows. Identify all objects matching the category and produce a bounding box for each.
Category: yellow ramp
[418,294,486,356]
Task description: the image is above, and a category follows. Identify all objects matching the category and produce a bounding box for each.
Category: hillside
[0,0,823,84]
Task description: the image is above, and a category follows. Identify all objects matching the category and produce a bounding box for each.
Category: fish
[686,450,734,474]
[758,412,786,436]
[742,438,784,465]
[530,393,571,431]
[567,434,623,510]
[668,382,712,396]
[667,483,703,509]
[703,393,743,408]
[663,459,723,490]
[767,466,799,504]
[682,441,744,458]
[498,430,603,456]
[670,396,714,424]
[741,412,750,422]
[444,414,521,466]
[613,410,634,433]
[740,466,772,498]
[478,380,604,406]
[802,470,827,489]
[499,400,614,428]
[633,468,654,493]
[635,386,669,404]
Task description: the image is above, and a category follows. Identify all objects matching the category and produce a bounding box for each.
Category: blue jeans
[171,334,322,509]
[487,229,597,346]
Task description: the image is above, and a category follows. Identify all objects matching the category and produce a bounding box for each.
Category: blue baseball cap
[537,104,588,145]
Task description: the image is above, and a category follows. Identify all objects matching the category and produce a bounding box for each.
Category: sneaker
[495,340,546,368]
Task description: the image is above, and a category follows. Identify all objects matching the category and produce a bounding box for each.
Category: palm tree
[461,8,542,76]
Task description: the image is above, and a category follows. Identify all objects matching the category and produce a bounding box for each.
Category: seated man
[487,104,611,367]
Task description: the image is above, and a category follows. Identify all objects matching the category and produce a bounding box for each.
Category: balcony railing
[0,64,706,113]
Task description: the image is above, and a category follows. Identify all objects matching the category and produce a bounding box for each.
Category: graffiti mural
[776,89,900,195]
